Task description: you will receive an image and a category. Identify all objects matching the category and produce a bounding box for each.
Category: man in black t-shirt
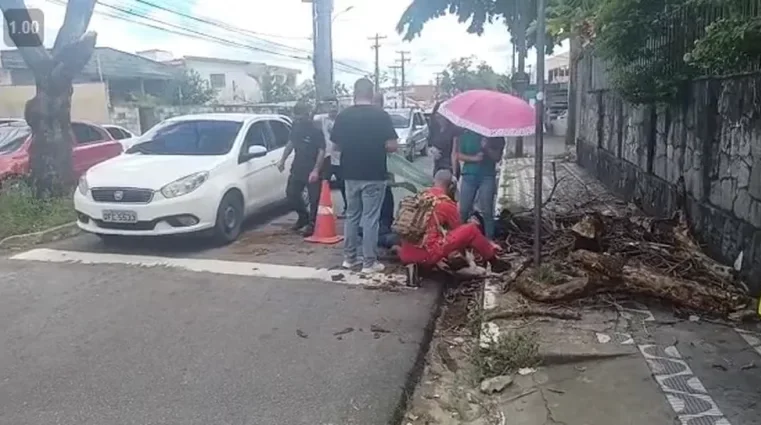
[331,78,398,273]
[277,102,325,236]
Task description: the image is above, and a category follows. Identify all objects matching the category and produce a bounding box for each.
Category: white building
[546,51,570,84]
[382,91,421,109]
[137,50,300,104]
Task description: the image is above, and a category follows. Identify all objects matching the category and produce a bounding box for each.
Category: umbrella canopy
[438,89,536,137]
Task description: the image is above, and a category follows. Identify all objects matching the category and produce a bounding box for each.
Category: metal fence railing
[644,0,761,77]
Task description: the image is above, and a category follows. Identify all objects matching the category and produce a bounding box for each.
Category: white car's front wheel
[212,191,244,245]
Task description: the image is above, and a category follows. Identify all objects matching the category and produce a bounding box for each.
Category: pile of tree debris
[496,205,753,318]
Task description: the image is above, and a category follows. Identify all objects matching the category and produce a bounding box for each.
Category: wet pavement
[0,155,441,425]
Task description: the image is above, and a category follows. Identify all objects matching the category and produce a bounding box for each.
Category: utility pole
[368,33,386,90]
[511,1,528,158]
[310,0,334,102]
[434,72,443,102]
[388,65,401,108]
[389,65,401,90]
[511,41,517,75]
[396,51,410,107]
[533,0,547,267]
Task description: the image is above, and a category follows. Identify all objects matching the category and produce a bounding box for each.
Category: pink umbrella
[437,89,536,137]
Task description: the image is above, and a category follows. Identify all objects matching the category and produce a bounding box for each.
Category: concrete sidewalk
[497,155,620,214]
[504,134,570,159]
[402,157,761,425]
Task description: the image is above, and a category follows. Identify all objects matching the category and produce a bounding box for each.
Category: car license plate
[102,209,138,223]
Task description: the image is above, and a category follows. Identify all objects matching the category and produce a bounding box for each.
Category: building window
[210,73,226,89]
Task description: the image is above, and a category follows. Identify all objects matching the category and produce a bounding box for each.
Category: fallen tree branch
[513,250,750,315]
[484,308,582,321]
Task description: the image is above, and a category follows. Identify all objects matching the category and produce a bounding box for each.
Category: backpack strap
[421,193,455,246]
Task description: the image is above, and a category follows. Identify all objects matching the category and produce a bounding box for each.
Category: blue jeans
[378,224,401,249]
[344,180,387,267]
[459,173,497,240]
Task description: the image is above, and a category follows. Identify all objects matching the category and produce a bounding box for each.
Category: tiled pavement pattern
[497,157,761,425]
[497,157,619,214]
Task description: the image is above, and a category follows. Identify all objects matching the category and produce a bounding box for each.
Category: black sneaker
[302,224,315,237]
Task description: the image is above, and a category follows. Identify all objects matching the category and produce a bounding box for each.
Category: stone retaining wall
[575,55,761,294]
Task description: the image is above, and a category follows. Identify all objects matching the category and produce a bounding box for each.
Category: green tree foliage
[592,0,759,103]
[292,79,350,102]
[685,0,761,73]
[395,0,566,52]
[439,56,511,97]
[260,70,297,103]
[334,81,350,97]
[397,0,761,106]
[295,79,316,101]
[167,69,217,105]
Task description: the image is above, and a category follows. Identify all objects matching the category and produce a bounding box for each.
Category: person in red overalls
[397,169,509,272]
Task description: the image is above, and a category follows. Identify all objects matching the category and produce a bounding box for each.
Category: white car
[74,113,294,243]
[551,110,568,136]
[102,124,139,151]
[386,108,429,162]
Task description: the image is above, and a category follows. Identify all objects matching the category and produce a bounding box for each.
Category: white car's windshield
[388,113,411,129]
[127,120,242,155]
[0,124,30,154]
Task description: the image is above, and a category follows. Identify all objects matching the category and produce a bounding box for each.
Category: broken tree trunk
[0,0,97,198]
[515,250,750,315]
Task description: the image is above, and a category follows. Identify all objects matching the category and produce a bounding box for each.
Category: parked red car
[0,121,123,182]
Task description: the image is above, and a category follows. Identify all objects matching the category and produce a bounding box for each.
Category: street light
[308,5,354,40]
[332,5,354,22]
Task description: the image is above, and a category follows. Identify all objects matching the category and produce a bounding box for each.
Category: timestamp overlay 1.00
[3,8,45,47]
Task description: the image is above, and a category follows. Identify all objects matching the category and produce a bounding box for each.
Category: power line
[45,0,369,75]
[96,0,308,60]
[118,0,370,74]
[127,0,313,56]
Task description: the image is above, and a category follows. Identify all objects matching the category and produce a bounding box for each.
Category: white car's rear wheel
[213,191,243,244]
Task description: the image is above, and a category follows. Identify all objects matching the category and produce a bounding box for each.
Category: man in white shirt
[317,101,347,217]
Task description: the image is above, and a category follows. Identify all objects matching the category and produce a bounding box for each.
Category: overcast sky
[2,0,566,85]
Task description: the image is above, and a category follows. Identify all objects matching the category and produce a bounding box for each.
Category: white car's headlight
[160,171,209,199]
[77,175,88,195]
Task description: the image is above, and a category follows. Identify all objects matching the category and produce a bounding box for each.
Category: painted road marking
[639,345,730,425]
[11,248,406,287]
[628,301,732,425]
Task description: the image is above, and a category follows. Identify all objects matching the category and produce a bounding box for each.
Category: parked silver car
[386,108,429,161]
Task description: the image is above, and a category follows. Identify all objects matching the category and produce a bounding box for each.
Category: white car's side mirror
[247,145,267,157]
[239,145,268,163]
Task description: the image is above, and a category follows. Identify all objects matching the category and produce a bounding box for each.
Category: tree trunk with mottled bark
[0,0,97,198]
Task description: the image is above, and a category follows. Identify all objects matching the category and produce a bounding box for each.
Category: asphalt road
[0,154,440,425]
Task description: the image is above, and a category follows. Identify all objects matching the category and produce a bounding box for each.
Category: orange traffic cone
[305,180,344,244]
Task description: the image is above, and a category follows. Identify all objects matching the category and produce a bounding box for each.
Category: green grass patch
[473,330,541,380]
[0,182,75,239]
